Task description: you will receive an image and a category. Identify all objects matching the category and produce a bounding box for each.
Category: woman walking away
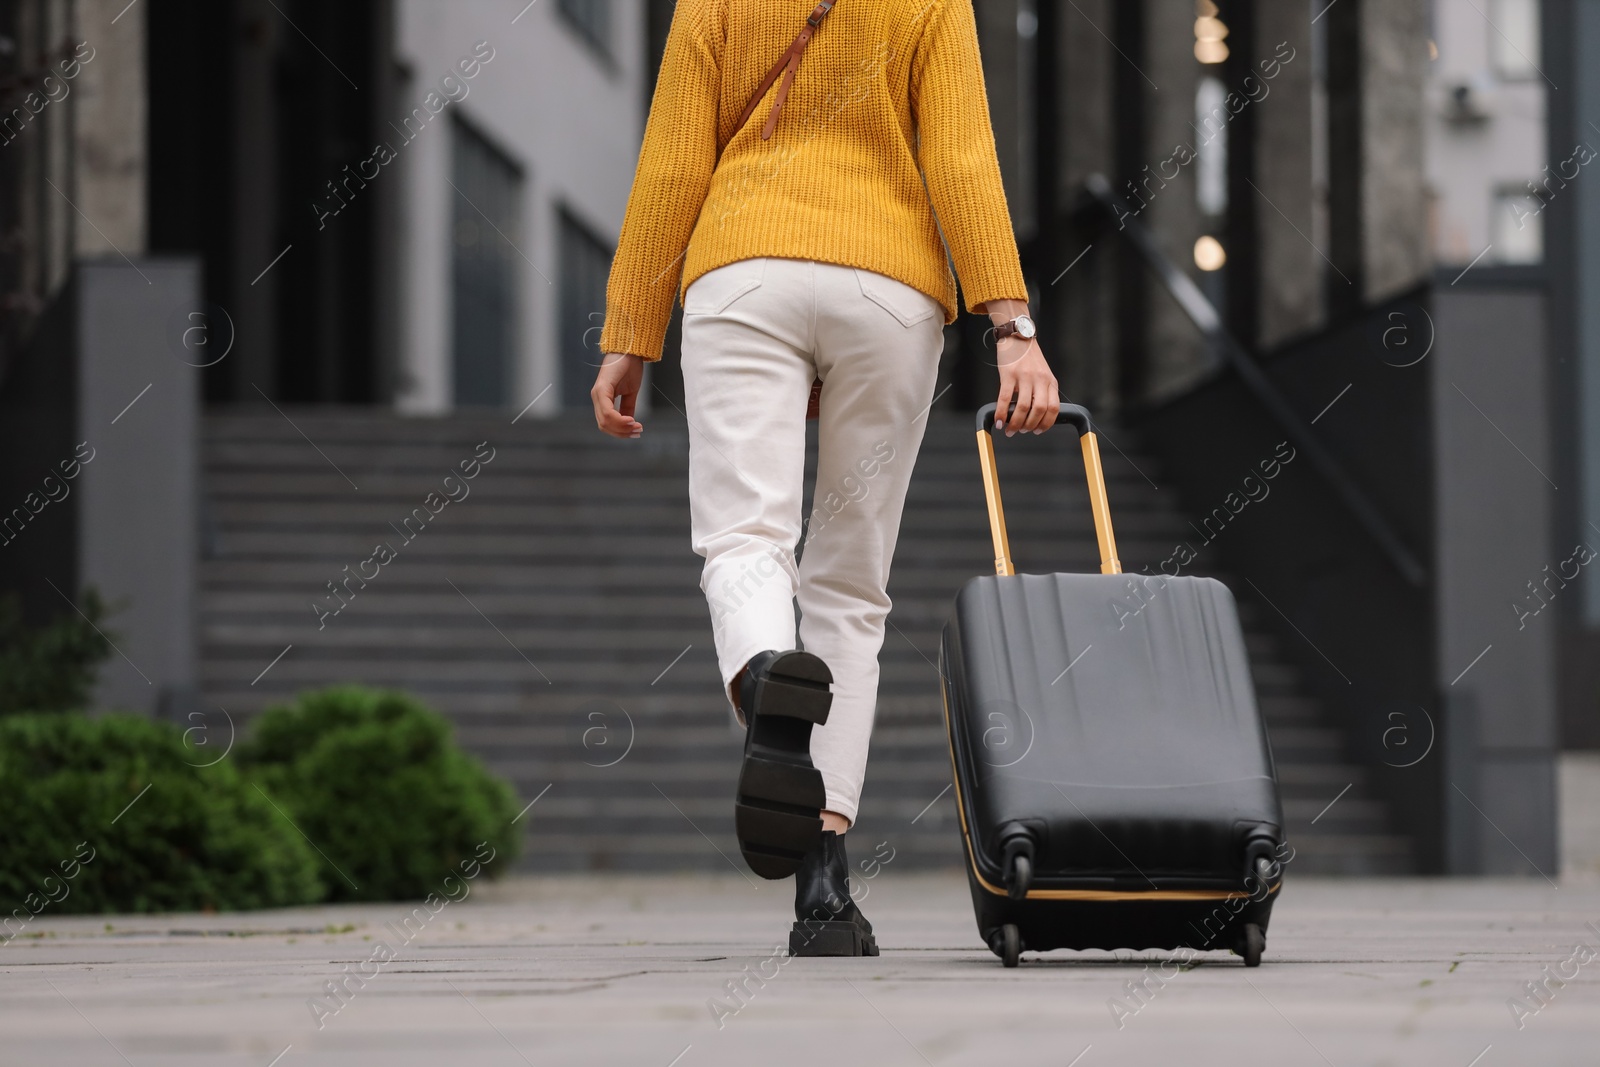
[592,0,1058,956]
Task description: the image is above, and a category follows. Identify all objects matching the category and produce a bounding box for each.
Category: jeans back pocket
[854,269,940,328]
[684,259,768,315]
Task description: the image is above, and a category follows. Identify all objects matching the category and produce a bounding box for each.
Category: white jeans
[681,257,945,825]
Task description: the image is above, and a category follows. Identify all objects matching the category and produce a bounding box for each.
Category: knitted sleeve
[599,0,720,362]
[911,0,1029,312]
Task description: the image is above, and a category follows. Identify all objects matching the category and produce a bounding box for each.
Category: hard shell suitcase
[939,403,1288,968]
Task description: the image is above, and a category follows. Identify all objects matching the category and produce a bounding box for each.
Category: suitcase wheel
[1239,923,1264,968]
[1001,924,1022,968]
[1006,853,1032,901]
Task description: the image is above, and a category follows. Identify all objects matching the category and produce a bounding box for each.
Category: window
[1491,187,1544,264]
[451,116,524,408]
[1489,0,1540,79]
[558,0,611,58]
[558,207,615,409]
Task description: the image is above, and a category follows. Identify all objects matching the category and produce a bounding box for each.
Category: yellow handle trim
[1080,432,1122,575]
[977,423,1120,577]
[976,429,1015,577]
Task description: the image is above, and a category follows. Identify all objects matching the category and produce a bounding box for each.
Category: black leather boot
[735,650,832,879]
[789,830,879,957]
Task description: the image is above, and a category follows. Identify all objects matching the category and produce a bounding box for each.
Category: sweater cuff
[953,247,1030,316]
[960,276,1031,316]
[599,304,669,363]
[963,287,1031,315]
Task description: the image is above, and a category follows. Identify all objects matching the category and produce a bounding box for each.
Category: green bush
[0,714,323,916]
[240,687,521,902]
[0,589,113,717]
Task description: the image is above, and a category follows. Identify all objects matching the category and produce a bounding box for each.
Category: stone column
[1254,0,1318,346]
[1055,0,1117,408]
[1361,0,1431,303]
[1142,0,1206,396]
[230,0,285,401]
[71,0,145,258]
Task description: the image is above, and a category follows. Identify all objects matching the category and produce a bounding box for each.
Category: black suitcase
[939,403,1287,968]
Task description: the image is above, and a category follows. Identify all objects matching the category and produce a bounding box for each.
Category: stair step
[197,410,1416,874]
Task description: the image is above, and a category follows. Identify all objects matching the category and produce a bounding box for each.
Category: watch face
[1015,315,1036,339]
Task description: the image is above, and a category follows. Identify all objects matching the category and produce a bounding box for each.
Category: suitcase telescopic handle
[975,401,1123,577]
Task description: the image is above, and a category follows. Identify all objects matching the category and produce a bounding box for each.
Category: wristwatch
[993,314,1037,342]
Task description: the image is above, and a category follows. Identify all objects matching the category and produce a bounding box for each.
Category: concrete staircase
[199,408,1415,875]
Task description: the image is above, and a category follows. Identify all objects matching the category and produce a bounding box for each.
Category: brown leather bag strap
[734,0,836,142]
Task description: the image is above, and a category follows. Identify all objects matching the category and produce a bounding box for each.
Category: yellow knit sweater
[599,0,1028,361]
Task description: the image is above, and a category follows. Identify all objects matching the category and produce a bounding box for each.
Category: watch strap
[993,316,1033,341]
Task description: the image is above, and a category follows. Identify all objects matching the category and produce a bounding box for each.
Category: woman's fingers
[995,339,1030,433]
[994,339,1060,434]
[592,386,631,438]
[994,378,1015,432]
[591,356,643,439]
[1022,370,1054,432]
[1007,379,1034,437]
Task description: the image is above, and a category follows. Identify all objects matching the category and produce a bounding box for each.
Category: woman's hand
[982,300,1058,436]
[994,338,1058,435]
[591,353,644,438]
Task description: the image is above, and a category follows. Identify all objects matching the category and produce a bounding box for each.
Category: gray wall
[1576,1,1600,631]
[76,259,200,718]
[1433,284,1559,876]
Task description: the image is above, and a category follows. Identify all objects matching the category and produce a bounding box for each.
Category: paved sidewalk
[2,873,1597,1066]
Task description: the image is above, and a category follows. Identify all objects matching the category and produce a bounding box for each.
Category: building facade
[391,0,648,417]
[2,0,1598,875]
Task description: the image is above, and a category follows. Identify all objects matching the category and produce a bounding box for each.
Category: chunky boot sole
[735,651,832,879]
[788,918,880,957]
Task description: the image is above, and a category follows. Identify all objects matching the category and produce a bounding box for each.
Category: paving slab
[2,872,1598,1066]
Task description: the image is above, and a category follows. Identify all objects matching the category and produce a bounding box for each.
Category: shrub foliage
[0,714,323,916]
[240,687,521,902]
[0,686,519,916]
[0,589,113,717]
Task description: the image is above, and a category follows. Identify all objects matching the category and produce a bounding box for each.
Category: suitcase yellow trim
[939,677,1279,903]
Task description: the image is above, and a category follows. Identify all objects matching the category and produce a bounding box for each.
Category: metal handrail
[1072,173,1427,588]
